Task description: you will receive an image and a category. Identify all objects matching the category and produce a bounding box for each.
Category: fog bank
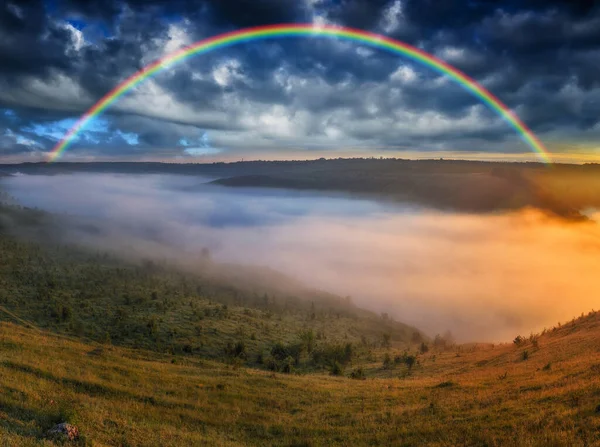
[4,173,600,342]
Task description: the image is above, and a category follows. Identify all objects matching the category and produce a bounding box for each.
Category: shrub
[299,329,315,353]
[411,331,423,344]
[147,317,158,337]
[350,367,366,380]
[280,356,295,374]
[382,353,392,369]
[522,350,529,361]
[61,305,73,321]
[420,342,429,354]
[405,354,416,370]
[225,341,247,359]
[381,332,391,348]
[271,342,302,365]
[312,343,353,368]
[330,361,344,376]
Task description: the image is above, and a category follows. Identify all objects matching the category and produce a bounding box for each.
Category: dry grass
[1,311,599,446]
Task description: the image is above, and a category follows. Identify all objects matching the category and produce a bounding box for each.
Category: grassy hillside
[0,202,424,374]
[1,309,599,446]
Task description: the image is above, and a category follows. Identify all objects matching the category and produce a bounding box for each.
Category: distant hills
[2,158,599,218]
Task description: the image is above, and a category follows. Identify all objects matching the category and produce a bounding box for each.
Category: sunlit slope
[1,311,599,446]
[0,216,423,367]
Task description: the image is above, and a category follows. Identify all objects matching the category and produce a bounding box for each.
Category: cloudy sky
[1,0,600,162]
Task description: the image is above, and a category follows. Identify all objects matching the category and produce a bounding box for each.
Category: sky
[1,0,600,162]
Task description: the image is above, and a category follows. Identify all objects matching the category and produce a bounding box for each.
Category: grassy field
[1,310,599,446]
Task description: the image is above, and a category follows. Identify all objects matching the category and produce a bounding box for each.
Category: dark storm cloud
[60,0,307,29]
[1,0,600,158]
[322,0,393,30]
[0,1,73,78]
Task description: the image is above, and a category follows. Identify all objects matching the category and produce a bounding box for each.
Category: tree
[299,329,315,353]
[350,367,366,380]
[411,331,423,344]
[443,330,455,346]
[61,305,72,322]
[281,356,295,373]
[383,353,392,369]
[382,332,391,348]
[330,361,344,376]
[147,317,158,337]
[225,341,247,359]
[405,355,416,371]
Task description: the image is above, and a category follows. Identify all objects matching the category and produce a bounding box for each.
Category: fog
[4,172,600,342]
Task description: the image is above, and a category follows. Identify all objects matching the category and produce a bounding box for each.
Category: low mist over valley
[3,159,600,342]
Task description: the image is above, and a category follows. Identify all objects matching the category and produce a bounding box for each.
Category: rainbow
[48,24,551,163]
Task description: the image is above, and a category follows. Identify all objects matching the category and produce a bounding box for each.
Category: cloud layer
[1,1,600,160]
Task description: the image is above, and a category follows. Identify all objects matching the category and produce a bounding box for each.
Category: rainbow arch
[48,23,551,163]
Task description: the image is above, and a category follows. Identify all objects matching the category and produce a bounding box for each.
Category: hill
[1,309,599,445]
[4,158,600,218]
[0,202,424,372]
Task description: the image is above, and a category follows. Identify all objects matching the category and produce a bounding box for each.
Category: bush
[299,329,315,353]
[522,350,529,361]
[350,367,366,380]
[271,342,302,365]
[225,341,247,359]
[330,361,344,376]
[393,351,416,370]
[420,342,429,354]
[312,343,353,368]
[381,332,391,348]
[280,356,295,374]
[382,353,392,369]
[405,354,416,370]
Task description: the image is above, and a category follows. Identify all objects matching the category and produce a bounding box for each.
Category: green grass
[0,206,423,371]
[1,311,599,446]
